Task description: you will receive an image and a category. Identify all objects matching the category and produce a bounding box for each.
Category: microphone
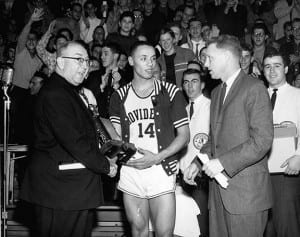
[1,65,14,87]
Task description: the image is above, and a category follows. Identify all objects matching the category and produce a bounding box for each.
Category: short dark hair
[71,2,82,10]
[251,23,269,36]
[91,43,102,52]
[102,42,121,55]
[188,17,202,28]
[240,42,253,55]
[208,34,242,59]
[187,60,201,69]
[167,22,181,29]
[129,41,154,57]
[159,27,175,39]
[183,5,195,15]
[55,34,69,45]
[263,48,288,67]
[57,28,73,41]
[292,18,300,25]
[283,21,292,30]
[182,68,204,83]
[120,11,135,23]
[84,0,96,8]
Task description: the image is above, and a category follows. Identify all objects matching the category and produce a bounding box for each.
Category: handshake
[100,140,137,165]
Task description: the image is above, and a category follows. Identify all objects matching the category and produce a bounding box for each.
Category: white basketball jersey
[124,87,158,159]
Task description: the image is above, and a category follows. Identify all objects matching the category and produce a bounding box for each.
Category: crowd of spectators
[0,1,300,236]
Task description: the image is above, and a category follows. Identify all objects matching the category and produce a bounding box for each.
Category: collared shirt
[181,39,206,56]
[109,79,189,175]
[180,94,211,171]
[224,68,241,101]
[268,82,300,155]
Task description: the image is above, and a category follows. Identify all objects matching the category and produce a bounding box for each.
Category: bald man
[20,42,116,237]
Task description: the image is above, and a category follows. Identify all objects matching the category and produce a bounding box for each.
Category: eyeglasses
[62,57,90,66]
[253,33,265,38]
[134,15,143,19]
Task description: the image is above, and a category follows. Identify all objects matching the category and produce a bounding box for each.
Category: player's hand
[183,162,200,186]
[203,158,224,178]
[126,148,159,169]
[106,156,118,177]
[108,163,118,177]
[281,155,300,175]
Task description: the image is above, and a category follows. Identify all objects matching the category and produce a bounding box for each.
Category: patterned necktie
[190,102,194,119]
[271,88,278,110]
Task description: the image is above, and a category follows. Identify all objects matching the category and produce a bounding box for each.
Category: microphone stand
[1,85,10,237]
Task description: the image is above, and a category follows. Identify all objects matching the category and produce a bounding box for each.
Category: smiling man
[21,42,116,237]
[263,50,300,237]
[109,41,189,237]
[157,27,194,88]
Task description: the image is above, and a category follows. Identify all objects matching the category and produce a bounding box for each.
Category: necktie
[189,102,194,119]
[219,83,227,115]
[195,43,200,60]
[270,88,278,110]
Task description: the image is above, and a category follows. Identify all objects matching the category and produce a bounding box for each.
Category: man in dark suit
[184,35,274,237]
[20,42,117,237]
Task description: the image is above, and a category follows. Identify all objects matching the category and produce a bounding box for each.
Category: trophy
[89,104,136,164]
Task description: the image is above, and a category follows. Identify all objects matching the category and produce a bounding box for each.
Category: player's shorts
[118,164,176,199]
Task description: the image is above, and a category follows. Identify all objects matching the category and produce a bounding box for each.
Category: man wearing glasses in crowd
[20,42,117,237]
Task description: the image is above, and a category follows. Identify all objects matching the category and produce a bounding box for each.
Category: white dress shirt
[268,83,300,155]
[181,39,206,56]
[180,94,211,171]
[223,69,241,102]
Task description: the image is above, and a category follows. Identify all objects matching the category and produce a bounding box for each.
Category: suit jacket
[20,73,110,210]
[201,71,274,214]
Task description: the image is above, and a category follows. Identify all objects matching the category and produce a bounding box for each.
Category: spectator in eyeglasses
[131,8,145,37]
[20,41,117,237]
[251,22,275,77]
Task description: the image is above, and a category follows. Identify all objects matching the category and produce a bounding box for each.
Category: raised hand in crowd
[30,7,44,23]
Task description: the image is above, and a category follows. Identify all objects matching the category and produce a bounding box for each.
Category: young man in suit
[184,34,274,237]
[20,42,117,237]
[263,50,300,237]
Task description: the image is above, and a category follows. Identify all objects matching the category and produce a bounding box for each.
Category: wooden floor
[5,205,130,237]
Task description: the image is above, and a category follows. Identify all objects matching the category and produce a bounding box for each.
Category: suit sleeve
[218,82,274,177]
[43,90,110,174]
